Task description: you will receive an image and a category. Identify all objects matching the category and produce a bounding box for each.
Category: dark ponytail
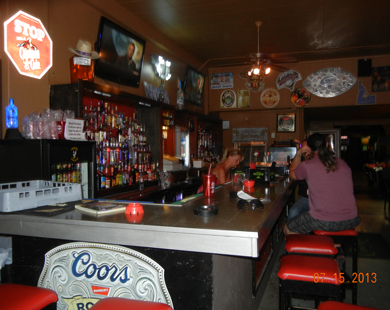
[307,133,337,172]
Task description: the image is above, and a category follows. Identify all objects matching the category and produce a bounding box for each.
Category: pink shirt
[294,156,358,221]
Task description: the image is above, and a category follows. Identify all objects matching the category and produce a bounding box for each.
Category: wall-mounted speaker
[358,59,372,77]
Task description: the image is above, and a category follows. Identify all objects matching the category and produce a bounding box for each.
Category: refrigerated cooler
[0,140,96,199]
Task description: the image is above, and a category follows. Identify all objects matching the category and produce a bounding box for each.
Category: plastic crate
[0,180,82,212]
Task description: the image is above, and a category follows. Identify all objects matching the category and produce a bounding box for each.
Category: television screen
[183,65,205,106]
[94,16,146,88]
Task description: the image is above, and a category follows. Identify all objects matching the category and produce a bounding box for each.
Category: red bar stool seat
[318,301,379,310]
[0,283,58,310]
[314,229,358,304]
[90,297,173,310]
[278,254,343,310]
[285,234,338,256]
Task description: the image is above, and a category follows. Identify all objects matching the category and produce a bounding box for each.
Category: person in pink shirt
[284,133,361,235]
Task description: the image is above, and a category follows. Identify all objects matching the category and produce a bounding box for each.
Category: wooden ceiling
[113,0,390,69]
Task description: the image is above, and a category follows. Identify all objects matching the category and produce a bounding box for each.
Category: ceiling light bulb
[253,67,260,75]
[265,67,271,75]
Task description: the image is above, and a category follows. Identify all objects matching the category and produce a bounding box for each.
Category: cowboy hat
[68,39,99,59]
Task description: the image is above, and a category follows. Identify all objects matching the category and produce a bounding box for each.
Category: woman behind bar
[284,133,361,235]
[197,148,243,193]
[212,147,244,184]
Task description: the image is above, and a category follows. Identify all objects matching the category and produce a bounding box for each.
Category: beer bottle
[56,163,63,182]
[62,163,68,182]
[72,163,77,183]
[67,163,73,183]
[75,163,81,184]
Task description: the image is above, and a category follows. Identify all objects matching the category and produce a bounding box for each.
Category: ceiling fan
[229,21,297,92]
[222,21,296,69]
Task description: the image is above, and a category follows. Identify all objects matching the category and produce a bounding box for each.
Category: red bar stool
[285,234,338,256]
[0,283,58,310]
[90,297,173,310]
[278,254,343,310]
[314,229,358,304]
[318,301,379,310]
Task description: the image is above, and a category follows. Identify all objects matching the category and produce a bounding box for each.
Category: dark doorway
[339,125,386,171]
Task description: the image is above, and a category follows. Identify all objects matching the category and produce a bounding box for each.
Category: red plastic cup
[203,174,216,197]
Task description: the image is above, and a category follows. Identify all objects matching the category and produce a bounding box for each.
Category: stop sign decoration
[4,11,53,79]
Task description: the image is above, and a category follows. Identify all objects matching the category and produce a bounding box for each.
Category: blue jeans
[283,196,310,254]
[287,197,309,221]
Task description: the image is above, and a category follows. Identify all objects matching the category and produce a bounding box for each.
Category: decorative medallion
[260,88,280,108]
[276,70,302,91]
[291,87,311,107]
[38,242,174,310]
[303,67,356,98]
[220,89,237,108]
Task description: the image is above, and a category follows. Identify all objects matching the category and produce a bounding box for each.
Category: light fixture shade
[151,54,171,81]
[239,65,269,92]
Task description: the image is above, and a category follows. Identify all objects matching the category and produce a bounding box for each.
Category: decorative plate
[220,89,236,108]
[276,70,302,91]
[260,88,280,108]
[303,67,356,98]
[291,87,311,107]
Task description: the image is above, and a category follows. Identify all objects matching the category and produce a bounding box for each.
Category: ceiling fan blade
[269,63,290,72]
[267,55,298,63]
[216,61,254,67]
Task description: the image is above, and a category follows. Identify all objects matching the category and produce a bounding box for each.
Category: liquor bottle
[83,105,89,120]
[96,164,101,191]
[112,105,117,128]
[112,165,117,187]
[107,103,111,127]
[105,165,111,189]
[100,165,106,190]
[117,125,123,145]
[116,165,121,186]
[127,164,132,185]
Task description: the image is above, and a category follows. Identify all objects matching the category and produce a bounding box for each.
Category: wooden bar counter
[0,177,296,310]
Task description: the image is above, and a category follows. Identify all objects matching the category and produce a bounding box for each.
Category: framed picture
[277,114,295,132]
[372,66,390,92]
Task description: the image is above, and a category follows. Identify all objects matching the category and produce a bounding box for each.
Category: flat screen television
[183,65,205,106]
[94,16,146,88]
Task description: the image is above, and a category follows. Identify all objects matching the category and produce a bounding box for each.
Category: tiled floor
[258,169,390,310]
